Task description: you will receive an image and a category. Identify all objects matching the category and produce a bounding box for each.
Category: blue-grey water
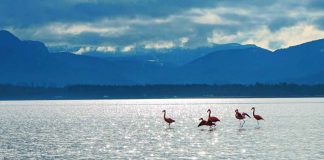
[0,98,323,159]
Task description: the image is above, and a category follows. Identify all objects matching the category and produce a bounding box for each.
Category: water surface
[0,98,323,159]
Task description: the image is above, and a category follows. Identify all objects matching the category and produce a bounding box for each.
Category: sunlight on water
[0,98,323,159]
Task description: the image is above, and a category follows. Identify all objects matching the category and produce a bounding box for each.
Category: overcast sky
[1,0,323,52]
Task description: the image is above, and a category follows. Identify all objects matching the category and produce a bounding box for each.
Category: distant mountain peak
[275,38,324,53]
[0,30,21,47]
[273,39,324,57]
[0,30,49,54]
[0,30,17,37]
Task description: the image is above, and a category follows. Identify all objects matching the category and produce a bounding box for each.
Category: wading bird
[251,107,264,126]
[235,109,251,127]
[198,118,215,128]
[207,109,220,123]
[162,110,175,127]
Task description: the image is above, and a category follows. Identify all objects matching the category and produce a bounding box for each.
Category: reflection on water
[0,98,323,159]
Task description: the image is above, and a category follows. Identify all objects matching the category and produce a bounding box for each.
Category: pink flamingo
[251,107,264,126]
[198,118,215,128]
[162,110,175,127]
[235,109,251,127]
[207,109,220,123]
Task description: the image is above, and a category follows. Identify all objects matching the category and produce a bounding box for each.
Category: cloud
[144,41,175,49]
[269,24,324,49]
[122,45,135,52]
[208,23,324,50]
[1,0,324,51]
[0,0,217,27]
[207,31,237,44]
[179,37,189,47]
[74,46,91,54]
[47,23,129,36]
[74,45,116,54]
[96,46,116,52]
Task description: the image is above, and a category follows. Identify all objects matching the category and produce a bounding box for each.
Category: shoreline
[2,83,324,101]
[1,95,324,101]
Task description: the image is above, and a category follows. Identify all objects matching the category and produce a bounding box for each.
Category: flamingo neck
[208,111,211,118]
[163,112,166,119]
[253,110,255,116]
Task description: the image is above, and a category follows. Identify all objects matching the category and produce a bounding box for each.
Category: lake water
[0,98,323,159]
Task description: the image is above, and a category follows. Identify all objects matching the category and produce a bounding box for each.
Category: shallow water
[0,98,323,159]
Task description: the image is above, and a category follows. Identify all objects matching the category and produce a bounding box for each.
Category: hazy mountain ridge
[1,30,324,86]
[79,43,258,66]
[0,30,132,86]
[177,40,324,84]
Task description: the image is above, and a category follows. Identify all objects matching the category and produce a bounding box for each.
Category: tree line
[1,83,324,100]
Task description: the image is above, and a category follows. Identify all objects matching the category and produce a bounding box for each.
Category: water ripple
[0,98,323,159]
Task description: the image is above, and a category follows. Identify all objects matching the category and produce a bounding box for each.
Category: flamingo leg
[257,120,259,126]
[168,123,171,128]
[242,120,245,127]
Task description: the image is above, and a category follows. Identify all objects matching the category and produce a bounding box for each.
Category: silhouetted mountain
[273,39,324,78]
[0,30,131,86]
[289,71,324,84]
[175,39,324,84]
[1,30,324,86]
[0,30,21,48]
[175,47,274,84]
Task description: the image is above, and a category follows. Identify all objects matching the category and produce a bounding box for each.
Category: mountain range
[1,30,324,86]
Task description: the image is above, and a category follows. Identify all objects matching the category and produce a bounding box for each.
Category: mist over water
[0,98,323,159]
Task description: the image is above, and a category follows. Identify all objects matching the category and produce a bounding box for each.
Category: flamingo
[198,118,215,128]
[251,107,264,126]
[162,110,175,127]
[235,109,251,127]
[207,109,220,123]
